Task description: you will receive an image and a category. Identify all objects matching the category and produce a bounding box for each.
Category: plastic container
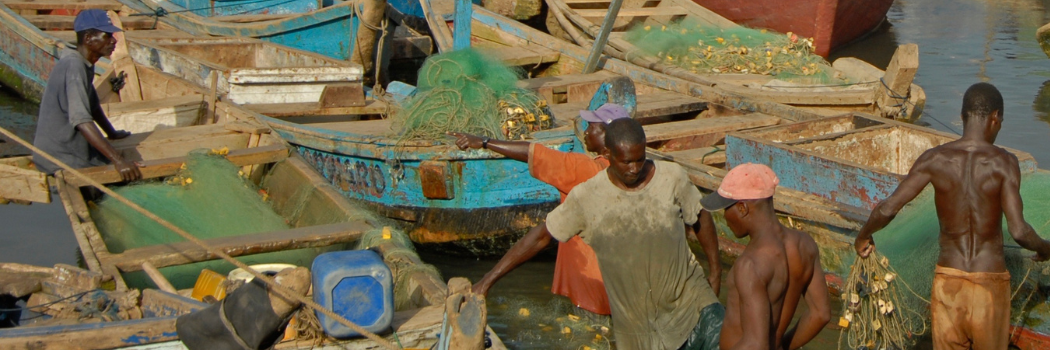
[311,250,394,338]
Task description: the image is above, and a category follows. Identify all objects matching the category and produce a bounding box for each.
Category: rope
[0,127,402,350]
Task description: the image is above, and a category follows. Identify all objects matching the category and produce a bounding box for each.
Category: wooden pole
[0,127,402,350]
[141,262,177,294]
[874,44,918,119]
[582,0,624,73]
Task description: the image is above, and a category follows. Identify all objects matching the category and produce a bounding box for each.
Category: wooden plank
[0,317,179,348]
[549,91,706,120]
[1,0,122,11]
[643,114,780,142]
[141,262,177,294]
[663,146,725,165]
[576,6,687,17]
[107,11,143,102]
[103,221,371,271]
[242,99,390,117]
[23,15,157,30]
[0,157,49,203]
[64,143,288,187]
[481,45,560,67]
[516,71,618,91]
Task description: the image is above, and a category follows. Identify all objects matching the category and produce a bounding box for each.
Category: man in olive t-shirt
[542,118,722,350]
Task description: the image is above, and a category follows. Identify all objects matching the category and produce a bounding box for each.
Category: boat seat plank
[24,15,157,30]
[644,113,780,142]
[242,100,390,117]
[65,144,288,187]
[549,91,707,120]
[50,30,202,44]
[479,44,560,67]
[1,0,122,11]
[576,6,687,18]
[517,71,619,91]
[103,221,371,271]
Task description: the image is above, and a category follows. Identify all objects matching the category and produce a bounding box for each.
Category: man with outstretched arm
[854,82,1050,350]
[448,103,630,316]
[518,118,721,350]
[701,163,830,350]
[32,9,140,182]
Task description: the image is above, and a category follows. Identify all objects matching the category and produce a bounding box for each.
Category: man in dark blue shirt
[32,9,140,182]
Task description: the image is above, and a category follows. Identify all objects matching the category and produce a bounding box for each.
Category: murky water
[3,0,1050,348]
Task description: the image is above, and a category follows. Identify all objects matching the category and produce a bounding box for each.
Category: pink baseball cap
[580,103,629,124]
[701,163,779,211]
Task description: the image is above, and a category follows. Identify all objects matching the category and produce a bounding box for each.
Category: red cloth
[528,143,611,315]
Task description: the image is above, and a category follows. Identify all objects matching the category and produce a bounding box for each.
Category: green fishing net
[857,172,1050,326]
[393,49,554,142]
[91,151,289,253]
[622,20,842,84]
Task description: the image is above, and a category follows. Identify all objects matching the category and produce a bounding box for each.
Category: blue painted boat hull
[261,115,578,252]
[118,0,362,61]
[0,3,65,102]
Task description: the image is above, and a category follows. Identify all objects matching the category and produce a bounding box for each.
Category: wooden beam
[0,156,49,203]
[103,221,371,271]
[23,15,157,30]
[243,100,390,117]
[575,6,687,18]
[874,44,919,118]
[643,114,780,142]
[63,144,288,187]
[0,0,123,11]
[549,91,706,120]
[141,262,177,294]
[0,317,179,349]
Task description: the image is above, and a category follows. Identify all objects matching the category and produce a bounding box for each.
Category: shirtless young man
[854,82,1050,350]
[700,163,830,350]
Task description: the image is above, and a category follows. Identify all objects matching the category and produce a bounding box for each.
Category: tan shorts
[931,265,1010,350]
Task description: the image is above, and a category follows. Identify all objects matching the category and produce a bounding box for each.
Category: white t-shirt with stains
[547,160,720,350]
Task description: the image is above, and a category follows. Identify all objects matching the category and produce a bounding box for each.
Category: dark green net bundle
[622,20,842,84]
[393,49,554,142]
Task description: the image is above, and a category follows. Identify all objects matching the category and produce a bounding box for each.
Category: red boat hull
[692,0,893,57]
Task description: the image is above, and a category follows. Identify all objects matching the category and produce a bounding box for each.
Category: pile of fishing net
[393,49,554,142]
[489,295,612,350]
[622,20,842,84]
[839,171,1050,347]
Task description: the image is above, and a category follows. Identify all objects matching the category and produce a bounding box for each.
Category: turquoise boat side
[118,0,360,60]
[261,116,575,212]
[0,3,66,102]
[170,0,318,17]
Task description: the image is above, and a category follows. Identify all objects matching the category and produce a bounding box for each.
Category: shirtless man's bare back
[854,82,1050,350]
[701,163,830,350]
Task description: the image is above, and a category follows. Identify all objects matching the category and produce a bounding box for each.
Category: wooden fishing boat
[692,0,893,57]
[40,105,504,349]
[538,0,925,120]
[112,0,380,62]
[245,3,850,251]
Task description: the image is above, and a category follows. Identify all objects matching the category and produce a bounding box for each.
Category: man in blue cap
[32,9,141,182]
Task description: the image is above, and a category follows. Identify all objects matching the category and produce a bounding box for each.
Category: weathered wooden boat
[112,0,379,62]
[538,0,925,120]
[692,0,893,57]
[646,112,1050,349]
[0,0,212,106]
[43,105,505,349]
